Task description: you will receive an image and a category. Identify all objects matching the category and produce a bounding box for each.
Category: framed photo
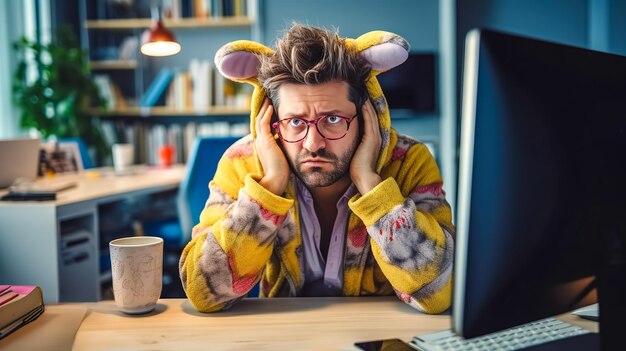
[39,142,84,175]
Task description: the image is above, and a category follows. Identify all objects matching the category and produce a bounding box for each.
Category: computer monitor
[455,29,626,349]
[377,53,436,113]
[0,138,40,188]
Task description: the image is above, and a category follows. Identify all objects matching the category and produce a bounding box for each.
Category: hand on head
[349,99,382,194]
[256,98,291,195]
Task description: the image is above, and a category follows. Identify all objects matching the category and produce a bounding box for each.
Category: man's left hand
[350,99,382,194]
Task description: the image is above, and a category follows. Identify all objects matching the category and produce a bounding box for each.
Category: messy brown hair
[257,23,371,112]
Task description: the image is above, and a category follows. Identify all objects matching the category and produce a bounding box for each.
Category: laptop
[0,138,40,189]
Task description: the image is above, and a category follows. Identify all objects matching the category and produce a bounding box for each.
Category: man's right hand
[255,98,290,195]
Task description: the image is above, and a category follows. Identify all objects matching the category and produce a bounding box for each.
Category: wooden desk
[0,297,598,351]
[25,297,592,351]
[72,297,449,351]
[0,166,185,303]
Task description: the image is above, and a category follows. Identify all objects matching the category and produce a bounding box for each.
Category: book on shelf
[166,70,190,110]
[214,67,226,107]
[99,120,116,148]
[233,0,241,17]
[0,285,44,340]
[154,59,252,113]
[140,67,175,107]
[135,122,148,164]
[226,0,247,16]
[211,0,222,18]
[184,122,197,161]
[93,75,116,110]
[167,124,185,163]
[223,0,232,16]
[246,0,255,19]
[162,0,182,19]
[193,0,212,17]
[209,0,248,17]
[118,37,138,61]
[93,75,128,110]
[189,59,214,111]
[151,124,168,165]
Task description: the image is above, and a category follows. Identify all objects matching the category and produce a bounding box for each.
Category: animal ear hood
[214,40,274,84]
[350,30,410,74]
[214,30,410,172]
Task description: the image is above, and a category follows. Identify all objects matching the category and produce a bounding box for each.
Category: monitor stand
[522,219,625,351]
[598,224,626,351]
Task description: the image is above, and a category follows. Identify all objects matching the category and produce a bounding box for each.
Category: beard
[288,138,359,188]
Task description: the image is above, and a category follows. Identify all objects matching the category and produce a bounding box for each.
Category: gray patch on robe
[222,191,279,246]
[205,184,234,208]
[198,232,239,303]
[368,199,442,271]
[411,229,454,299]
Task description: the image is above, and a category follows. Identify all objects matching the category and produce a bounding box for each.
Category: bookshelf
[90,60,137,70]
[80,1,258,112]
[92,106,250,117]
[79,0,260,167]
[84,16,253,30]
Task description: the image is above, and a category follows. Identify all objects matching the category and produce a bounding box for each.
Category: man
[179,24,455,314]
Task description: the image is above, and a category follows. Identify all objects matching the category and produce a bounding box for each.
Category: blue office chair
[177,136,261,297]
[176,136,240,244]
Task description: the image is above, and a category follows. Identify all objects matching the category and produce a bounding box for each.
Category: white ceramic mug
[111,143,134,173]
[109,236,163,314]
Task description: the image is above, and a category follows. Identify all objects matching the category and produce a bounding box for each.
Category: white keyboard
[411,318,590,351]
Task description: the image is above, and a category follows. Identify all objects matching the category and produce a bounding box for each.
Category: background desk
[0,166,185,303]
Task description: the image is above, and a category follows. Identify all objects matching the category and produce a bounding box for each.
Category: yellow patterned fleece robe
[179,31,455,314]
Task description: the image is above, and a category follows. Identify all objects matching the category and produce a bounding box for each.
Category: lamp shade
[140,20,181,57]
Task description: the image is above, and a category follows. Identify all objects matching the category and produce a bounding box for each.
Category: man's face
[275,81,360,188]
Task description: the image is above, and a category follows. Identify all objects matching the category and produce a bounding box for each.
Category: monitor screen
[377,53,436,113]
[0,138,40,188]
[455,28,626,344]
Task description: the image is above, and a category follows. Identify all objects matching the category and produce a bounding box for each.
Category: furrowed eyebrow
[281,110,349,119]
[318,110,344,116]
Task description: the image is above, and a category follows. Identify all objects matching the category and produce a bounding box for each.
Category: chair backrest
[177,136,239,245]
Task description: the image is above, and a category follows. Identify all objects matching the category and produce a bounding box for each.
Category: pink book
[0,285,44,339]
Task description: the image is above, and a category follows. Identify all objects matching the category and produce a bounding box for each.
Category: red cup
[158,145,175,167]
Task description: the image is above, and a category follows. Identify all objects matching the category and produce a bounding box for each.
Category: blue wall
[456,0,591,105]
[262,0,439,50]
[457,0,589,48]
[608,0,626,55]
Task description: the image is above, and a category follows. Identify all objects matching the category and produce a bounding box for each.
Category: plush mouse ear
[214,40,275,84]
[352,31,410,73]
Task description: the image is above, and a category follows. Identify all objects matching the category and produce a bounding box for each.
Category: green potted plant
[12,26,109,165]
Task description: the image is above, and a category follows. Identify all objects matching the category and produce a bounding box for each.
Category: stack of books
[0,285,44,339]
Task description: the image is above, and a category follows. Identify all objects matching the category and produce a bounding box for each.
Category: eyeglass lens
[278,116,349,142]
